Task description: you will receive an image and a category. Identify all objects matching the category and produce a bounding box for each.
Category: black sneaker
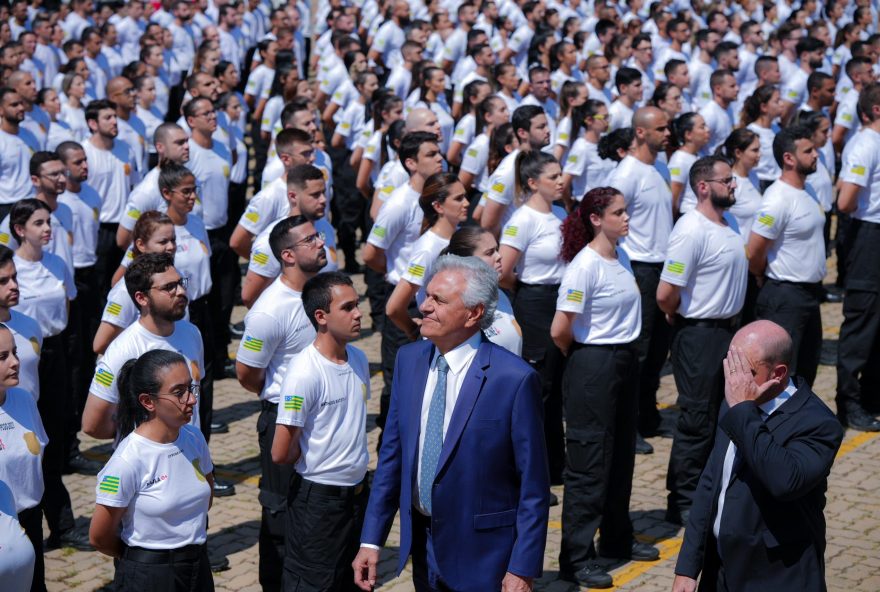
[549,492,559,507]
[46,527,93,551]
[210,421,229,434]
[229,321,245,339]
[600,541,661,562]
[559,563,613,588]
[64,452,103,475]
[209,553,230,572]
[213,478,236,497]
[840,408,880,432]
[635,434,654,455]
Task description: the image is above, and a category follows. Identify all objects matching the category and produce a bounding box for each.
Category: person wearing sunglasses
[89,349,215,592]
[83,253,203,444]
[657,156,748,526]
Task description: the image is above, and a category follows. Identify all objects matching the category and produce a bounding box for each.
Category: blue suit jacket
[361,337,550,591]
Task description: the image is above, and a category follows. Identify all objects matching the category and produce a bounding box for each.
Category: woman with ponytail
[354,91,405,199]
[459,96,511,195]
[89,350,215,592]
[447,80,493,167]
[667,112,710,215]
[742,85,784,191]
[552,187,653,587]
[384,173,468,339]
[713,128,763,233]
[412,66,455,154]
[500,150,567,484]
[562,99,610,208]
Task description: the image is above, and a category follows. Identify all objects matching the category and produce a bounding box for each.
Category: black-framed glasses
[705,177,735,186]
[172,186,198,197]
[154,382,200,402]
[150,277,189,294]
[195,110,216,118]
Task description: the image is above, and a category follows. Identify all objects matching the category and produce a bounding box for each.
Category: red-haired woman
[551,187,658,588]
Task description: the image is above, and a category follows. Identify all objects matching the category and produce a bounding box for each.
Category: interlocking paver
[45,259,880,591]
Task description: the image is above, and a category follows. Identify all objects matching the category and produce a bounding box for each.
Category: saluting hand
[723,346,780,408]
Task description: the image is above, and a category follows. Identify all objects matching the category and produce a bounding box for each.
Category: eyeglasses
[705,177,735,186]
[115,87,136,95]
[150,277,189,294]
[195,110,216,118]
[293,231,326,248]
[172,187,198,197]
[40,170,67,179]
[154,382,200,402]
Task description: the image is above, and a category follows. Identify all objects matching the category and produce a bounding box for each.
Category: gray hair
[430,255,498,331]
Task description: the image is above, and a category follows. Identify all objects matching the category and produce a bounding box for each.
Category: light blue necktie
[419,355,449,515]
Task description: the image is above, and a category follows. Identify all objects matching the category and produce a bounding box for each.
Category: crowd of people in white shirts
[1,0,880,590]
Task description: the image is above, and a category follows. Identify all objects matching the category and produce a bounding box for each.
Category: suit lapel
[409,343,435,468]
[435,340,491,473]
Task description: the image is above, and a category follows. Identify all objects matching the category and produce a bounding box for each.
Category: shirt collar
[759,378,797,417]
[432,332,482,376]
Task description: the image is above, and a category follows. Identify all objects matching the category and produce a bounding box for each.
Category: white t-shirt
[485,149,520,228]
[451,113,477,147]
[0,388,47,512]
[668,150,698,212]
[780,68,808,108]
[6,312,42,401]
[484,290,523,356]
[661,210,748,319]
[400,230,449,288]
[276,344,370,487]
[238,177,288,237]
[459,133,491,193]
[84,139,138,224]
[0,206,75,275]
[245,64,274,100]
[0,128,40,204]
[839,127,880,224]
[556,246,642,344]
[500,205,567,285]
[12,253,76,338]
[188,140,232,230]
[58,184,102,268]
[699,101,735,155]
[564,138,607,200]
[554,116,573,151]
[374,159,409,203]
[117,116,148,177]
[0,479,35,590]
[833,90,859,146]
[750,180,826,283]
[170,217,212,300]
[247,216,338,279]
[728,171,764,235]
[237,279,315,404]
[120,167,205,232]
[367,184,423,285]
[95,425,212,549]
[607,155,673,263]
[746,123,782,182]
[608,100,634,132]
[90,321,204,433]
[101,277,138,330]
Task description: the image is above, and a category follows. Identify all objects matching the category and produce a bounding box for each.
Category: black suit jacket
[675,378,844,592]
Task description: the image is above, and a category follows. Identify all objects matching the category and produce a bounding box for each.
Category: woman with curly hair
[551,186,657,589]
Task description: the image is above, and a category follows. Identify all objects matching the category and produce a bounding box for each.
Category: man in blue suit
[353,255,551,592]
[673,320,843,592]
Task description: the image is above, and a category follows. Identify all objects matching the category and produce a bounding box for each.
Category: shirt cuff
[360,543,381,550]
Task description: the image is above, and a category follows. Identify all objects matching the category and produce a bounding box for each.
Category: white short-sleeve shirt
[276,344,370,487]
[839,127,880,224]
[188,140,232,230]
[95,425,212,549]
[247,217,338,279]
[0,128,39,204]
[0,388,48,512]
[500,205,567,285]
[750,180,827,283]
[556,246,642,344]
[660,210,748,319]
[6,311,42,401]
[12,253,76,338]
[84,139,138,224]
[367,184,423,285]
[58,184,102,268]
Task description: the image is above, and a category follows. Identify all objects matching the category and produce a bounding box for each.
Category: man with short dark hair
[608,67,644,131]
[236,214,327,591]
[699,69,739,154]
[689,29,721,108]
[658,156,749,524]
[747,125,825,387]
[781,37,827,123]
[272,271,370,591]
[0,88,41,217]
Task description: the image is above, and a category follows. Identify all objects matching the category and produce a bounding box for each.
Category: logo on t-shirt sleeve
[106,302,122,316]
[407,264,425,278]
[99,475,120,494]
[565,289,584,303]
[95,368,114,387]
[850,164,866,176]
[757,212,775,227]
[371,225,386,239]
[284,395,304,411]
[503,225,518,237]
[252,251,269,266]
[665,260,685,275]
[242,336,264,352]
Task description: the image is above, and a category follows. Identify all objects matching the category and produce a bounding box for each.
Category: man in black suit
[673,320,844,592]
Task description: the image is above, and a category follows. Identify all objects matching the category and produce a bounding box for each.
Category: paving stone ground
[46,257,880,592]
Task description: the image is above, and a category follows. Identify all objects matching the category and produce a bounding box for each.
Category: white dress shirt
[713,379,797,542]
[415,332,482,515]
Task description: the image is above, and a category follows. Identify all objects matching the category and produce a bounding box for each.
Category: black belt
[294,473,366,497]
[515,281,561,293]
[99,222,118,231]
[630,260,664,269]
[261,400,277,412]
[850,219,880,232]
[766,279,823,291]
[122,543,205,564]
[570,342,635,353]
[675,315,738,330]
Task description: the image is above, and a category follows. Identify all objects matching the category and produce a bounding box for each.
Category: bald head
[731,320,793,369]
[633,106,663,129]
[406,107,438,132]
[6,70,29,87]
[106,76,130,98]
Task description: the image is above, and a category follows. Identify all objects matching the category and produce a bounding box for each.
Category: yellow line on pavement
[836,431,880,459]
[608,537,683,590]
